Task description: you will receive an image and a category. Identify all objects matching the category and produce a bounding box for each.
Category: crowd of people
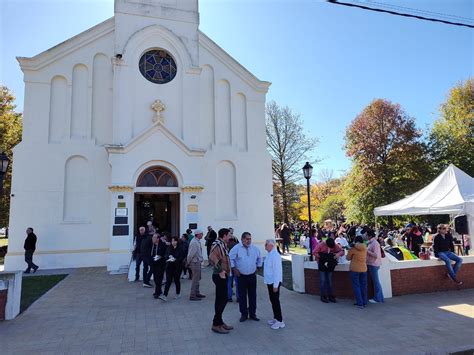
[132,223,284,334]
[21,216,468,330]
[275,219,467,306]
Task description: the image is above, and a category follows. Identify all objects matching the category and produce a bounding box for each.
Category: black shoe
[329,296,337,303]
[33,267,39,273]
[249,315,260,321]
[24,270,31,274]
[189,297,202,301]
[134,277,139,282]
[321,296,329,303]
[239,315,248,322]
[153,294,159,299]
[196,294,206,298]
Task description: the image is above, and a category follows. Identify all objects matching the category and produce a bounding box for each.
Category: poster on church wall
[115,208,128,217]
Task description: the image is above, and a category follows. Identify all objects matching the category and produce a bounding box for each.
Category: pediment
[105,122,206,157]
[17,18,115,71]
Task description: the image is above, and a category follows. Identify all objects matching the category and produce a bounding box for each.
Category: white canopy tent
[374,164,474,234]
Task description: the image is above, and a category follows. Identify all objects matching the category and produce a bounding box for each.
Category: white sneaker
[271,321,285,330]
[174,294,181,300]
[143,283,152,288]
[267,319,277,326]
[368,299,377,304]
[159,295,167,301]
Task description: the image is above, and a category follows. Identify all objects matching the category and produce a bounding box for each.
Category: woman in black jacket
[162,236,185,300]
[151,233,167,299]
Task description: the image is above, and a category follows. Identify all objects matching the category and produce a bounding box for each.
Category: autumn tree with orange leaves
[343,99,429,224]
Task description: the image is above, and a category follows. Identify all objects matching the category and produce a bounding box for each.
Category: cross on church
[151,99,165,124]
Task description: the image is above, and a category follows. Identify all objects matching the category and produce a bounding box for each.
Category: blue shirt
[229,243,262,275]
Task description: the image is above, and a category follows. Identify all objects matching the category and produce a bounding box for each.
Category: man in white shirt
[229,232,262,322]
[264,239,285,330]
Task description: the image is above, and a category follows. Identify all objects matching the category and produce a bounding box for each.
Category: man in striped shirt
[209,228,232,334]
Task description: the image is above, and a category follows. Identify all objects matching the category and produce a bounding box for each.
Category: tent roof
[374,164,474,216]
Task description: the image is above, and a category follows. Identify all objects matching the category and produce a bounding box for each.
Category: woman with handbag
[313,237,344,303]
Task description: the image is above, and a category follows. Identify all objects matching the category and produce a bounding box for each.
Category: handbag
[318,252,338,272]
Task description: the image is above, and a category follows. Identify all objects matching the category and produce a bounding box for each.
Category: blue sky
[1,0,472,179]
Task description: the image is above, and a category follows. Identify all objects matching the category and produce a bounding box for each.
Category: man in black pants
[140,231,153,288]
[264,239,285,329]
[24,227,38,273]
[133,226,147,282]
[208,228,232,334]
[229,232,263,322]
[151,234,168,299]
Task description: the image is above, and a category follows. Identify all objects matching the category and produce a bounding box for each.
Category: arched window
[137,167,178,187]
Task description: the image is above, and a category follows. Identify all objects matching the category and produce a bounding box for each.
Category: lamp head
[302,162,313,180]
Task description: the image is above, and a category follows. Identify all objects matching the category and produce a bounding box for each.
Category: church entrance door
[134,193,180,237]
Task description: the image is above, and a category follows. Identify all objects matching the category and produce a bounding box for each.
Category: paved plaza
[1,266,473,354]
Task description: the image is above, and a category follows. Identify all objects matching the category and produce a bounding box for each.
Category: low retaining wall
[0,271,22,320]
[390,260,474,296]
[292,254,474,298]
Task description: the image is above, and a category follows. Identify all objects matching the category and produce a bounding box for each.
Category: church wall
[216,160,237,219]
[112,22,202,152]
[197,44,274,246]
[199,65,215,149]
[215,80,232,146]
[49,76,68,143]
[92,53,113,145]
[70,64,89,140]
[5,30,115,271]
[9,3,275,270]
[234,93,248,152]
[5,143,111,271]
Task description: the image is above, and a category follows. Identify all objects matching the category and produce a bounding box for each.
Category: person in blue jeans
[366,231,384,303]
[313,237,343,303]
[347,236,368,309]
[433,224,463,285]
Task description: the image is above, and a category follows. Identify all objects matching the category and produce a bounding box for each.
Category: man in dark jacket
[433,224,463,285]
[205,226,217,264]
[151,233,168,299]
[24,227,38,273]
[140,232,154,287]
[133,226,147,282]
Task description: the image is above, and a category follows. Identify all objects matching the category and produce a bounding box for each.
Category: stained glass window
[137,167,178,187]
[139,49,177,84]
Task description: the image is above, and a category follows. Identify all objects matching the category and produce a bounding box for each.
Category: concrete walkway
[0,267,473,354]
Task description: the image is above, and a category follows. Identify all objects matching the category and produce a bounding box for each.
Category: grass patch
[21,274,67,312]
[289,245,308,255]
[257,260,293,291]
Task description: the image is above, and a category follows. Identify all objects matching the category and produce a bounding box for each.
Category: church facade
[5,0,274,272]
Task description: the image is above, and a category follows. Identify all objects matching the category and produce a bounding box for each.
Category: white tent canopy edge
[374,164,474,234]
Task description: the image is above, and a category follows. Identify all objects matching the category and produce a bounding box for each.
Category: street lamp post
[302,162,313,261]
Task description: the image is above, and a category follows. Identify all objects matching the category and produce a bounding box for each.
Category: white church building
[5,0,274,272]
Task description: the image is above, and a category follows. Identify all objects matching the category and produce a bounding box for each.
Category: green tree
[0,86,23,227]
[266,101,318,224]
[428,78,474,176]
[344,99,428,224]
